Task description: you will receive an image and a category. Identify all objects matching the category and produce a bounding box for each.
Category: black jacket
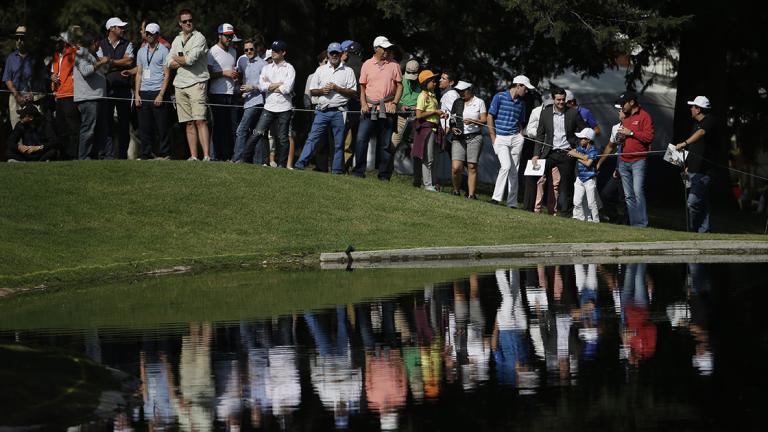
[534,105,586,158]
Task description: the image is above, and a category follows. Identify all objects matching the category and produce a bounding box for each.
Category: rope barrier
[3,89,766,186]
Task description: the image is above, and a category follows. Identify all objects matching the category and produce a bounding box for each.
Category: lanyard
[146,46,157,66]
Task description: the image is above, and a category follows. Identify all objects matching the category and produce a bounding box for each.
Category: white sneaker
[7,159,21,163]
[269,161,278,168]
[424,186,438,192]
[202,156,211,162]
[187,156,199,161]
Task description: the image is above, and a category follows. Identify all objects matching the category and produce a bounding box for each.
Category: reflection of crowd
[16,263,718,430]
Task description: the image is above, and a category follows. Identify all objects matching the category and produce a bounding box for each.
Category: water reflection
[3,262,766,430]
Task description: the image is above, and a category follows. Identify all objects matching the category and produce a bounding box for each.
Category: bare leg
[451,160,464,193]
[186,122,199,158]
[468,163,478,197]
[287,130,296,169]
[195,119,210,158]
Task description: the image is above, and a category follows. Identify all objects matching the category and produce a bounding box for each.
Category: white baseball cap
[575,127,596,141]
[105,17,128,30]
[513,75,535,90]
[144,23,160,35]
[373,35,393,49]
[454,81,472,91]
[565,89,575,102]
[687,95,711,109]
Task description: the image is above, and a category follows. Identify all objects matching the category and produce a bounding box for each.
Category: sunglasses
[222,34,234,39]
[146,32,158,36]
[180,19,193,24]
[15,36,25,41]
[244,47,255,52]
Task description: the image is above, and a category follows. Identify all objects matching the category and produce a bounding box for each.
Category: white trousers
[491,133,525,207]
[573,178,600,222]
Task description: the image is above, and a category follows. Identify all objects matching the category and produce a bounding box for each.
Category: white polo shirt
[461,96,487,134]
[310,62,357,109]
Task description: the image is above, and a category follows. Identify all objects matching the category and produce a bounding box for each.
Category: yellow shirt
[416,90,440,123]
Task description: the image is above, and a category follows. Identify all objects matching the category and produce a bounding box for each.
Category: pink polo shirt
[359,56,402,106]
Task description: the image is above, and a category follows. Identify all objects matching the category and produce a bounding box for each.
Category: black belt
[317,106,344,112]
[552,148,570,153]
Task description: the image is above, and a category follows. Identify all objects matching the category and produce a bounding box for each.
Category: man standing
[439,70,459,132]
[232,38,267,163]
[676,96,715,233]
[51,29,80,160]
[74,32,110,160]
[252,40,295,168]
[134,23,171,160]
[207,23,239,161]
[532,87,587,216]
[340,39,363,172]
[488,75,535,208]
[295,42,357,174]
[616,91,655,227]
[166,9,211,161]
[3,26,34,129]
[352,36,403,180]
[98,17,135,159]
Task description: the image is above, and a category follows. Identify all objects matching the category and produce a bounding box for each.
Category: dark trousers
[353,113,395,180]
[105,87,132,159]
[252,110,292,167]
[138,90,170,158]
[546,150,576,215]
[55,97,80,160]
[209,94,234,161]
[7,145,58,161]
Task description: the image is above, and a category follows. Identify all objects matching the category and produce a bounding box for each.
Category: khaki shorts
[175,82,208,123]
[452,133,483,164]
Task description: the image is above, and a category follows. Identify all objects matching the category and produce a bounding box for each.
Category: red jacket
[620,107,655,163]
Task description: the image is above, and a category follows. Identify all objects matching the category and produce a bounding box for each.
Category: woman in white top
[450,81,487,199]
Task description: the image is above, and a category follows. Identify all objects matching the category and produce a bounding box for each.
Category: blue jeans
[253,109,291,167]
[295,110,346,173]
[618,159,648,227]
[232,105,263,162]
[688,173,711,233]
[77,100,109,160]
[353,113,395,179]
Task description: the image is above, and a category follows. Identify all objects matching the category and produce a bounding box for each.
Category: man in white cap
[135,23,171,160]
[487,74,535,208]
[207,23,239,161]
[98,17,134,159]
[566,89,601,136]
[3,25,35,128]
[676,96,715,233]
[166,8,211,161]
[352,35,402,180]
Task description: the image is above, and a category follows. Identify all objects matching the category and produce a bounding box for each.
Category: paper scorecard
[524,159,546,176]
[663,143,688,168]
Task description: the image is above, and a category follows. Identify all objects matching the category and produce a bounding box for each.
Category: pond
[1,261,766,430]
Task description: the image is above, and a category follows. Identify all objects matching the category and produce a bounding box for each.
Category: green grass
[0,161,759,287]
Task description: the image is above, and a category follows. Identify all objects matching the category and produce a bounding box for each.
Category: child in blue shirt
[569,128,600,222]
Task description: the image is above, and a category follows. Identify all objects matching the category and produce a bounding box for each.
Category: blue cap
[270,40,287,52]
[327,42,342,54]
[340,39,360,53]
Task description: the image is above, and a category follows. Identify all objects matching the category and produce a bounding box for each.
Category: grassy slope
[0,161,757,286]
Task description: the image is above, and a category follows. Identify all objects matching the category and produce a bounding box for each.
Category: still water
[1,262,767,430]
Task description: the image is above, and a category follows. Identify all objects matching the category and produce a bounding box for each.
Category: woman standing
[449,81,487,198]
[412,70,446,191]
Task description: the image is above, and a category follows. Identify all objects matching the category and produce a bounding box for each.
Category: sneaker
[451,190,461,196]
[269,161,278,168]
[156,155,171,160]
[187,156,199,161]
[7,159,21,163]
[202,156,211,162]
[489,199,500,205]
[467,194,478,200]
[425,186,438,192]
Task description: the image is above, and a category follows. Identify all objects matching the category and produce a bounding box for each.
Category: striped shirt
[488,90,526,136]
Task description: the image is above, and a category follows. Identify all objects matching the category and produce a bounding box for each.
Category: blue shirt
[2,50,34,92]
[577,105,598,129]
[488,90,526,136]
[237,54,267,108]
[136,44,169,92]
[576,144,599,182]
